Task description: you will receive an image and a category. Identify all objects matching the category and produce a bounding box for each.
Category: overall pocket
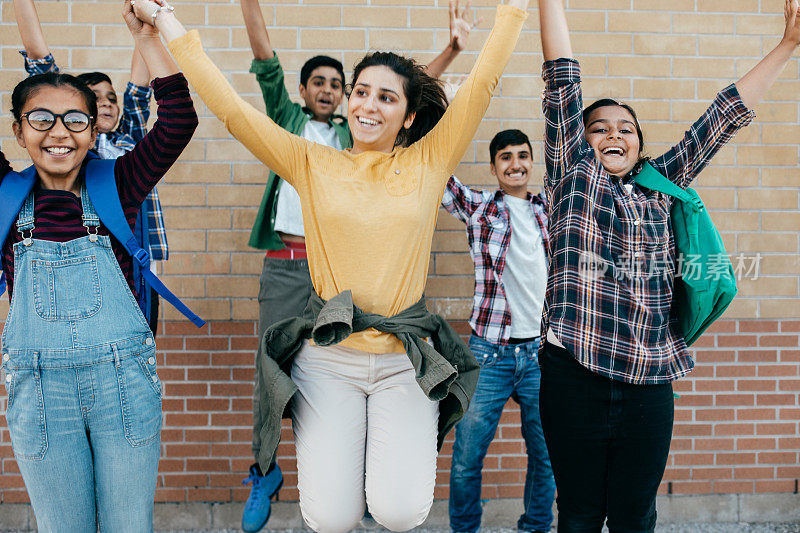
[4,367,48,461]
[32,256,102,321]
[115,349,162,447]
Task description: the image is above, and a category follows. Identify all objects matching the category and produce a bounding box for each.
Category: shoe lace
[242,473,266,510]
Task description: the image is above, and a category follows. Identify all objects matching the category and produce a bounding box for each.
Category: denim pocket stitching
[5,369,48,461]
[32,256,102,321]
[115,357,162,448]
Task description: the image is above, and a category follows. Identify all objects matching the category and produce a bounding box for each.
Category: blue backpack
[0,155,205,328]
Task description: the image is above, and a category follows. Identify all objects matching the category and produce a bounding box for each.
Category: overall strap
[83,157,205,327]
[0,166,37,297]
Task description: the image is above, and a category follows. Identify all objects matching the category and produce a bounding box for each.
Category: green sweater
[248,55,353,250]
[255,290,480,471]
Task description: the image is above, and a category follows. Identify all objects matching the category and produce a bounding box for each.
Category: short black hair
[76,71,114,89]
[489,129,532,164]
[300,56,345,88]
[12,72,97,125]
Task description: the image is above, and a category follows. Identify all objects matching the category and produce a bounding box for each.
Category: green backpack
[633,162,737,346]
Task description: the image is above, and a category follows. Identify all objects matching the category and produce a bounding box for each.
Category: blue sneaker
[242,463,283,533]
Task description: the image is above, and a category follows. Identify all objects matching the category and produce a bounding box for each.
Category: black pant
[539,343,674,533]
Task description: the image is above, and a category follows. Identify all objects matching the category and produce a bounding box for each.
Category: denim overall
[1,186,161,532]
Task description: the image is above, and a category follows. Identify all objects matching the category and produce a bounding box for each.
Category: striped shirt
[442,175,549,344]
[1,74,197,300]
[541,58,754,384]
[22,51,169,260]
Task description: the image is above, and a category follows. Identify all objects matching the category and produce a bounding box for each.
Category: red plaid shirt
[442,175,549,345]
[542,58,754,384]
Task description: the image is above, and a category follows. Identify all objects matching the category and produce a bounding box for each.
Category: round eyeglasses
[20,109,93,133]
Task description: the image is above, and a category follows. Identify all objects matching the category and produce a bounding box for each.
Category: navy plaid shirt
[442,175,549,345]
[542,58,754,384]
[22,52,169,260]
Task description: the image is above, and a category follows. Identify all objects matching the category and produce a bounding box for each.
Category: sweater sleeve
[168,32,312,191]
[115,73,199,211]
[416,5,526,181]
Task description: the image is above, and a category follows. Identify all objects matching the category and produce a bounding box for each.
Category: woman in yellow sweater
[131,1,528,531]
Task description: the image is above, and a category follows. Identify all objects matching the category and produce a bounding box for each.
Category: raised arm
[425,0,481,79]
[131,0,310,189]
[124,0,179,79]
[418,0,528,179]
[539,0,572,61]
[736,0,800,108]
[118,47,153,142]
[441,175,488,223]
[13,0,49,59]
[240,0,274,61]
[539,0,587,190]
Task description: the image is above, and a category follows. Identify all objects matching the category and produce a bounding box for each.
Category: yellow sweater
[169,5,526,353]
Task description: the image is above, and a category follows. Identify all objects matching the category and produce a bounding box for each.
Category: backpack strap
[633,162,704,211]
[84,158,205,328]
[0,166,37,296]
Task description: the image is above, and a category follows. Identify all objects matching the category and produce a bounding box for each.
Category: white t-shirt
[273,119,343,237]
[502,195,548,338]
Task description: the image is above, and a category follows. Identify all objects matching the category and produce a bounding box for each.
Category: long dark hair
[583,98,649,173]
[12,72,97,125]
[349,52,448,147]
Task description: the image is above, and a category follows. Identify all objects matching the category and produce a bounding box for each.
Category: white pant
[291,341,439,533]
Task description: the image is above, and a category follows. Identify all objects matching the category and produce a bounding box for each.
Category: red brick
[737,380,778,392]
[718,335,757,348]
[780,321,800,333]
[165,413,210,426]
[695,409,735,421]
[187,368,232,381]
[678,394,714,406]
[163,322,210,336]
[737,408,777,420]
[734,467,775,479]
[674,453,715,466]
[185,337,230,351]
[756,422,798,435]
[779,408,800,420]
[185,429,230,442]
[695,379,735,392]
[778,379,800,391]
[691,467,733,480]
[715,394,755,406]
[705,321,737,334]
[209,321,255,336]
[671,481,713,494]
[776,466,800,478]
[187,398,231,411]
[186,459,230,472]
[755,480,796,492]
[188,488,231,501]
[757,452,798,464]
[712,481,754,493]
[164,444,210,457]
[716,452,756,465]
[716,365,756,377]
[162,474,209,487]
[759,335,800,348]
[738,350,778,363]
[163,352,211,365]
[757,365,799,377]
[694,349,735,362]
[714,423,754,436]
[781,350,800,362]
[736,437,777,451]
[695,438,735,451]
[756,394,796,406]
[211,352,254,366]
[739,321,779,333]
[673,423,713,436]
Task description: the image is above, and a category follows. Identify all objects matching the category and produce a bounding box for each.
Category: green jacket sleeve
[250,54,303,127]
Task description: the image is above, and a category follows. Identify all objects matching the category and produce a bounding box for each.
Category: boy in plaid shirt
[442,130,555,533]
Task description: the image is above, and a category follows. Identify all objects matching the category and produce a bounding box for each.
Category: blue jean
[2,186,160,532]
[449,335,555,533]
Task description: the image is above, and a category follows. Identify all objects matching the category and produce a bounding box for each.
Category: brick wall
[1,0,799,504]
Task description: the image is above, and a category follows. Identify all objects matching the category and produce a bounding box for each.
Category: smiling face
[347,65,415,154]
[13,85,97,189]
[491,143,532,198]
[299,66,344,122]
[88,80,120,134]
[584,105,641,178]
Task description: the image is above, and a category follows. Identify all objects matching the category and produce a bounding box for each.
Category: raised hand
[123,0,160,40]
[449,0,481,53]
[782,0,800,47]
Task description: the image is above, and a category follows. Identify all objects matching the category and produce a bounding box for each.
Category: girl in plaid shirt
[537,1,800,531]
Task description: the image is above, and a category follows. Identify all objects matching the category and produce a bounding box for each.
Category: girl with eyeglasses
[537,1,800,531]
[0,3,197,531]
